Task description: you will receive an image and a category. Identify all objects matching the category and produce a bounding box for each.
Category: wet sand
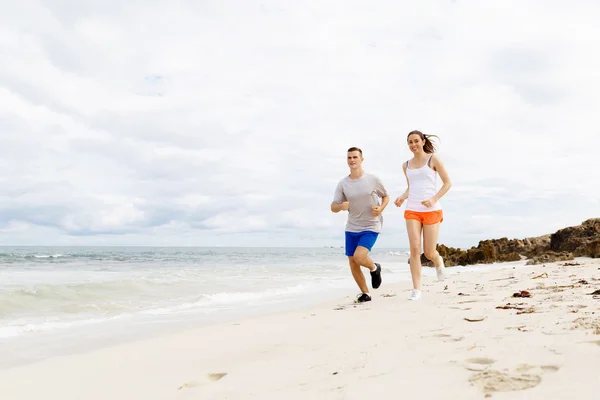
[0,258,599,399]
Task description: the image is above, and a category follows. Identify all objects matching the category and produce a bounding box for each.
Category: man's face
[347,151,363,169]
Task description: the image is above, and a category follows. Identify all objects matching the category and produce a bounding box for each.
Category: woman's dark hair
[407,130,439,154]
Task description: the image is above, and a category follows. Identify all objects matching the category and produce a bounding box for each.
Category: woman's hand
[421,198,437,208]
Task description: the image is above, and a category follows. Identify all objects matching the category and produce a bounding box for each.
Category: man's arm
[380,195,390,210]
[330,181,348,213]
[331,203,347,213]
[372,176,389,216]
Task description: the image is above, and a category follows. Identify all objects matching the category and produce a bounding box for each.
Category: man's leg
[348,256,369,294]
[352,246,376,271]
[352,231,382,289]
[345,232,369,294]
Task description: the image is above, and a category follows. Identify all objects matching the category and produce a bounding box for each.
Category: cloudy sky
[1,0,599,249]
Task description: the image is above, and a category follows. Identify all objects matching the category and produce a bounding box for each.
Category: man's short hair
[347,147,362,155]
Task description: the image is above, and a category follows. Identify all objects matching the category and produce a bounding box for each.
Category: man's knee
[352,251,369,266]
[354,256,366,266]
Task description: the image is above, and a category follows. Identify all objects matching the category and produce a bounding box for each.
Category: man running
[330,147,390,303]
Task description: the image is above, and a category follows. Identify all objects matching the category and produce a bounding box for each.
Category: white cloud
[1,0,599,248]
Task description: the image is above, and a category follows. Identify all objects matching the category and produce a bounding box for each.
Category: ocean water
[0,246,414,368]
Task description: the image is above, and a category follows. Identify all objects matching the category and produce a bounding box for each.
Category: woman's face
[407,134,425,153]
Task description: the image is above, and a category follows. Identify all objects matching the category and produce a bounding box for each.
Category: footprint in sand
[466,358,496,365]
[463,357,496,371]
[506,325,530,332]
[571,316,600,334]
[458,299,493,304]
[178,382,200,390]
[469,369,541,394]
[541,365,561,373]
[177,373,227,390]
[516,364,560,374]
[430,333,465,342]
[207,373,227,381]
[568,305,588,313]
[468,364,559,394]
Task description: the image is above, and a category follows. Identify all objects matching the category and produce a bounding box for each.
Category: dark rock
[550,218,600,257]
[525,251,574,265]
[512,290,531,298]
[579,238,600,258]
[407,218,599,267]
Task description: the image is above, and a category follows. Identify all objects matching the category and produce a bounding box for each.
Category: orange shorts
[404,210,443,225]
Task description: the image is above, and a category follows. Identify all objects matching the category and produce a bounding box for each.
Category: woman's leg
[422,222,441,265]
[406,218,423,290]
[423,221,446,280]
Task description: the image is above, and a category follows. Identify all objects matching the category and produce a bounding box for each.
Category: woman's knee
[409,246,422,256]
[424,249,439,260]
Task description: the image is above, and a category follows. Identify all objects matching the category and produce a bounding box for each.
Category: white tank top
[405,155,442,212]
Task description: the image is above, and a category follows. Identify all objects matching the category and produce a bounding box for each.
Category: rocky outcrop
[550,218,600,258]
[525,251,574,265]
[415,218,599,267]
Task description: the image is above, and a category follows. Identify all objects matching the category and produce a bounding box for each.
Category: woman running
[394,130,452,300]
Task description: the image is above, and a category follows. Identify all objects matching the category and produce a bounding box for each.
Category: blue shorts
[345,231,379,257]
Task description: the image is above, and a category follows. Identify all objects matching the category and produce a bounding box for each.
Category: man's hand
[340,201,350,211]
[372,205,383,216]
[421,198,436,208]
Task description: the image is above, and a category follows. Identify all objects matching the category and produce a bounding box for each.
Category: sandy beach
[1,258,599,400]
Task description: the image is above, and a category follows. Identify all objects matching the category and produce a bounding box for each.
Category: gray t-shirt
[331,172,388,233]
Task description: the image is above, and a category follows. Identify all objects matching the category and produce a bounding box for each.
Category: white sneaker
[436,256,447,281]
[408,289,422,300]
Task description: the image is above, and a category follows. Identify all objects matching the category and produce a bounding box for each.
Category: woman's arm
[394,162,410,207]
[431,154,451,202]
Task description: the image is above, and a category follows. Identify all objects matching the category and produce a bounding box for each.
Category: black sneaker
[370,263,382,289]
[355,293,372,303]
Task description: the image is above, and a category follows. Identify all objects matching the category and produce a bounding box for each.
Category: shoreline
[1,257,599,399]
[1,258,525,370]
